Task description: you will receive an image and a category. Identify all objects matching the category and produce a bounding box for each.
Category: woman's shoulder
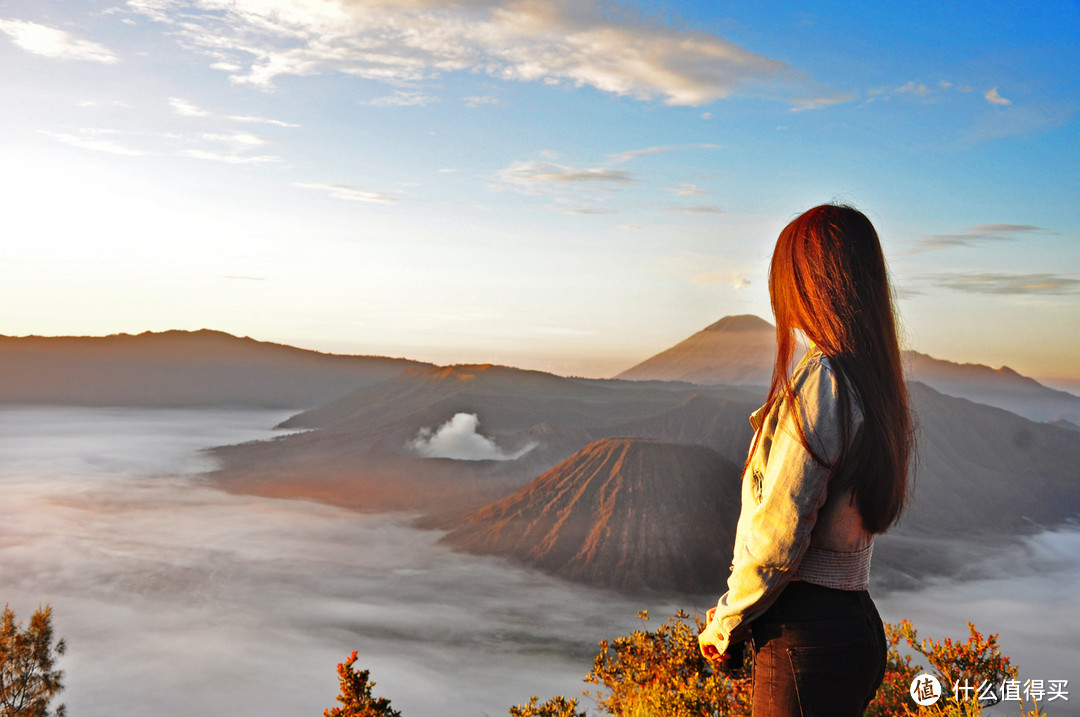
[790,350,862,421]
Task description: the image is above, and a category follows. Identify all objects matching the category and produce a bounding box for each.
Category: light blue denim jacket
[698,351,871,656]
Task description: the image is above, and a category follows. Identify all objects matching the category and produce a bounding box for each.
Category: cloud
[985,87,1012,106]
[169,97,210,117]
[989,87,1010,105]
[930,273,1080,295]
[180,149,283,164]
[0,19,118,63]
[667,204,723,214]
[40,129,146,156]
[294,182,400,204]
[560,207,616,215]
[368,90,437,107]
[228,114,300,127]
[463,95,500,107]
[605,144,718,165]
[914,223,1049,252]
[788,90,857,112]
[496,160,634,187]
[667,183,706,196]
[408,413,536,461]
[127,0,789,105]
[896,81,930,96]
[179,131,285,163]
[170,96,299,126]
[668,254,749,289]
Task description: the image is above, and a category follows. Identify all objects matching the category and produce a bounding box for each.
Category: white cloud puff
[408,413,536,461]
[984,87,1012,106]
[0,19,118,63]
[127,0,788,105]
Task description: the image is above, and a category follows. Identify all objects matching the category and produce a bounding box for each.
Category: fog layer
[0,407,676,717]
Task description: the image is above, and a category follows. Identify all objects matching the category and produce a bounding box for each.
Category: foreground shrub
[329,611,1032,716]
[0,604,66,717]
[585,610,752,717]
[323,650,401,717]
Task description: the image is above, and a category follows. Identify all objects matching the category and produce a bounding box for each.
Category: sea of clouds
[0,407,1075,716]
[0,407,677,717]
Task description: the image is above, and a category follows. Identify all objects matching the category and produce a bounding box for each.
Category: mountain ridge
[616,315,1080,426]
[0,329,430,409]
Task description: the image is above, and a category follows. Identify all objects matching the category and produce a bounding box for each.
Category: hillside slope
[442,438,742,594]
[0,330,427,408]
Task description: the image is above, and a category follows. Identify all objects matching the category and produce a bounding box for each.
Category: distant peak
[703,315,773,332]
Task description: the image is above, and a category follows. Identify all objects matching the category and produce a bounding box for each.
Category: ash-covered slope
[0,329,428,409]
[616,315,774,386]
[442,438,742,595]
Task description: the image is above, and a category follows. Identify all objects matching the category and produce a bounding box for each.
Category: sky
[1,0,1078,382]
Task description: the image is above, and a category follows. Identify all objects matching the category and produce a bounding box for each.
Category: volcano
[442,438,743,594]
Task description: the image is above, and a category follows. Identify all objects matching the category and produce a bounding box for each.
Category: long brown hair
[758,204,913,533]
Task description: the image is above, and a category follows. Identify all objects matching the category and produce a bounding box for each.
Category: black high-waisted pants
[750,581,887,717]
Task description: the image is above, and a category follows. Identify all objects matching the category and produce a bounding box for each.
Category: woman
[698,204,914,716]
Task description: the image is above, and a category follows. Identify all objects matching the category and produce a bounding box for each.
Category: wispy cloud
[179,131,284,164]
[463,95,500,108]
[914,223,1049,252]
[0,19,117,63]
[170,97,299,127]
[931,273,1080,295]
[666,183,706,196]
[985,87,1012,106]
[180,149,283,164]
[169,97,210,117]
[605,144,718,165]
[896,81,931,96]
[668,254,749,289]
[496,160,634,187]
[368,90,437,107]
[559,206,616,215]
[667,204,723,214]
[40,129,145,156]
[127,1,789,106]
[228,114,300,128]
[294,182,400,204]
[789,90,857,112]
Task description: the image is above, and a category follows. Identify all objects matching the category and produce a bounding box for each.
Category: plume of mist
[408,413,537,460]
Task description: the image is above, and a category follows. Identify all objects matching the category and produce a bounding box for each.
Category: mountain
[615,314,775,385]
[211,363,761,517]
[617,315,1080,426]
[441,438,742,594]
[904,351,1080,425]
[0,330,428,409]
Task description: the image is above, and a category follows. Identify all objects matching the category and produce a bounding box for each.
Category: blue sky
[1,0,1078,382]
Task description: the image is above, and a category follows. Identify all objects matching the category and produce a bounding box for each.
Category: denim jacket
[698,351,871,657]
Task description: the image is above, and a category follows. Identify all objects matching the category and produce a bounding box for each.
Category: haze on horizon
[1,1,1078,383]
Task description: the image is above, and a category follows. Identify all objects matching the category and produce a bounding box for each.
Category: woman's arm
[699,356,849,657]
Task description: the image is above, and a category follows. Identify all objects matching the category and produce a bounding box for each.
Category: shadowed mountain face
[617,315,1080,427]
[0,330,428,409]
[442,438,742,594]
